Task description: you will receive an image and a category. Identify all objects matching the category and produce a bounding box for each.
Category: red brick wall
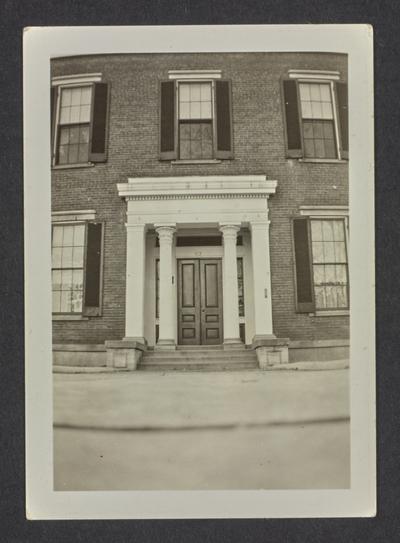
[51,52,348,344]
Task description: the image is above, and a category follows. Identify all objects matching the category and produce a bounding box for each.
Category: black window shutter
[89,83,110,163]
[215,79,233,159]
[336,82,349,160]
[282,79,303,158]
[292,218,315,313]
[50,86,57,158]
[159,80,177,160]
[83,222,104,316]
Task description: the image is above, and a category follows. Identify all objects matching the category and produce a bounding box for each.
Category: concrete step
[140,348,258,371]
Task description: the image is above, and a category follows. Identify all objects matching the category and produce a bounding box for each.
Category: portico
[106,175,289,369]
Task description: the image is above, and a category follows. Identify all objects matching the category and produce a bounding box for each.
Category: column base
[252,336,289,369]
[223,338,243,350]
[155,339,176,351]
[105,339,146,370]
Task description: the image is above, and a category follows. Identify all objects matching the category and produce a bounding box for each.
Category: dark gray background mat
[0,1,398,541]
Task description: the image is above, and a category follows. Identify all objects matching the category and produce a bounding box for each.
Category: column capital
[219,223,240,241]
[155,224,176,244]
[125,222,146,231]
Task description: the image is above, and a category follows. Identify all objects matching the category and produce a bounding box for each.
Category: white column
[250,221,275,340]
[220,223,242,347]
[155,224,176,349]
[124,223,146,343]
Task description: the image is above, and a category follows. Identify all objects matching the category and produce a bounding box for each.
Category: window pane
[336,286,348,308]
[80,86,92,105]
[69,126,79,144]
[69,106,80,123]
[311,101,322,118]
[322,221,334,241]
[200,101,212,119]
[336,264,348,284]
[71,87,82,105]
[78,144,89,163]
[52,290,61,313]
[72,246,85,267]
[335,241,347,262]
[304,139,315,158]
[323,242,335,262]
[313,264,325,285]
[58,146,68,164]
[325,286,337,308]
[190,102,201,119]
[179,102,190,120]
[324,139,336,158]
[312,241,325,263]
[322,101,333,119]
[79,104,91,123]
[68,144,79,163]
[299,83,311,101]
[72,269,84,289]
[61,269,73,289]
[314,286,326,309]
[310,84,321,101]
[179,84,190,102]
[52,226,64,247]
[333,220,345,241]
[320,84,331,101]
[180,140,191,159]
[301,100,312,118]
[61,88,72,107]
[52,270,62,290]
[59,106,70,124]
[59,127,70,144]
[313,122,324,139]
[324,264,336,284]
[311,220,323,241]
[62,246,73,267]
[191,139,203,159]
[60,290,72,313]
[314,139,325,158]
[80,126,90,143]
[190,84,201,101]
[52,247,62,268]
[71,290,83,313]
[200,83,212,101]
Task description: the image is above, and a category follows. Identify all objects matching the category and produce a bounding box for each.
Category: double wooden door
[177,259,223,345]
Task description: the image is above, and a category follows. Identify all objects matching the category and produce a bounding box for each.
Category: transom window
[310,219,348,309]
[178,82,213,160]
[299,82,336,159]
[52,224,85,313]
[57,86,92,165]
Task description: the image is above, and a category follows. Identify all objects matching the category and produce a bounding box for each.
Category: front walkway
[53,369,350,490]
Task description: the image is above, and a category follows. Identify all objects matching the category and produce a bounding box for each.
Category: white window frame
[51,73,102,168]
[299,205,349,316]
[288,70,345,162]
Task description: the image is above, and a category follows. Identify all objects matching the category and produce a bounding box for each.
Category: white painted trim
[52,209,96,222]
[51,73,103,86]
[288,69,340,80]
[299,205,349,217]
[119,176,277,200]
[168,69,222,80]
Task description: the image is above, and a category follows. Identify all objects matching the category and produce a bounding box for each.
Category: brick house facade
[51,52,349,368]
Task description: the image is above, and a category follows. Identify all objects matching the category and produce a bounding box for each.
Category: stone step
[139,362,258,372]
[143,350,256,360]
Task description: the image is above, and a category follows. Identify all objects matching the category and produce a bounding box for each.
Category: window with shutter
[282,74,348,161]
[51,221,104,316]
[292,215,349,313]
[160,76,233,161]
[51,78,110,166]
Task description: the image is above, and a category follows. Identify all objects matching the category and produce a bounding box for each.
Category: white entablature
[117,175,278,228]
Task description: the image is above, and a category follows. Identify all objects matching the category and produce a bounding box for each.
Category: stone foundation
[252,337,289,369]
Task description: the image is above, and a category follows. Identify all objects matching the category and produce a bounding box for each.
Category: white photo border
[24,24,375,519]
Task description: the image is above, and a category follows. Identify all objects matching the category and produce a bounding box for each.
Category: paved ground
[53,369,350,490]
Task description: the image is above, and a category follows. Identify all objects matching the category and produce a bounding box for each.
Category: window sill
[171,159,222,165]
[309,309,350,317]
[52,314,89,321]
[52,163,95,170]
[298,158,348,164]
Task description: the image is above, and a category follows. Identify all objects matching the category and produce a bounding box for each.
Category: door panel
[178,258,223,345]
[178,260,201,345]
[200,260,223,345]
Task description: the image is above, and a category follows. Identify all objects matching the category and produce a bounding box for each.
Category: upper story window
[51,74,110,167]
[282,71,348,161]
[159,70,233,162]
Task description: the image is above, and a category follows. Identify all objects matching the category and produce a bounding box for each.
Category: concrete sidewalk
[53,369,350,490]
